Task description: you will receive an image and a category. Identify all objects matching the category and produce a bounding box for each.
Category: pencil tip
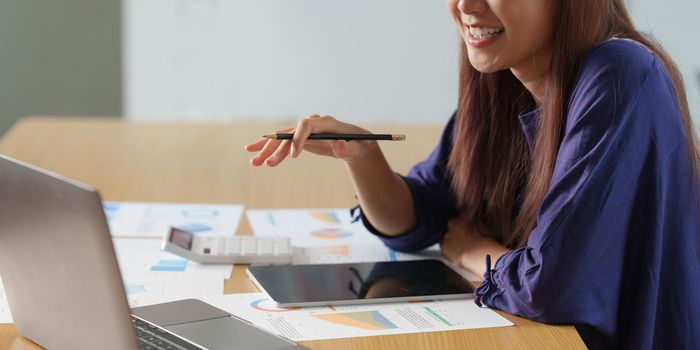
[262,134,276,139]
[392,134,406,141]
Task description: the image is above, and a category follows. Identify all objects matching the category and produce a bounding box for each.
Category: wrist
[459,236,509,276]
[344,140,382,166]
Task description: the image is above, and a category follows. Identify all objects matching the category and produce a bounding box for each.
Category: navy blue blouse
[355,39,700,348]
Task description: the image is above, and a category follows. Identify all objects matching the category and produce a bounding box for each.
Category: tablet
[246,260,474,307]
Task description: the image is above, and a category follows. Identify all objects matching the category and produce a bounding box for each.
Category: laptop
[0,155,307,350]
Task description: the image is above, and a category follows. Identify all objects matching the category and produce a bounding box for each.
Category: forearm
[345,144,416,236]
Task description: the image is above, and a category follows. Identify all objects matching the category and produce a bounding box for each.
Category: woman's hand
[440,213,509,277]
[245,114,415,236]
[244,114,379,167]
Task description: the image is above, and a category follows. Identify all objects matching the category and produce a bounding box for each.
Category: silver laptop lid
[0,155,138,350]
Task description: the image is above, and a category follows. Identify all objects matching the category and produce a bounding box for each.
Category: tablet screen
[247,260,474,307]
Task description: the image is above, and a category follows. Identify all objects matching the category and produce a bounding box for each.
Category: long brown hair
[447,0,700,248]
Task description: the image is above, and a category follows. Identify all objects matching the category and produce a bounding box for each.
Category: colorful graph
[313,311,398,330]
[267,211,277,225]
[182,208,219,218]
[319,245,350,256]
[311,228,353,239]
[150,259,188,272]
[423,306,454,327]
[103,203,120,212]
[175,223,212,233]
[103,204,120,222]
[308,211,341,224]
[250,298,300,313]
[125,284,147,295]
[388,249,398,261]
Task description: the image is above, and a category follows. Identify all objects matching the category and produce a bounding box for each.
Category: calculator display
[169,228,193,250]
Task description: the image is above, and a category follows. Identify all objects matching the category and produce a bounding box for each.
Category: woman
[245,0,700,348]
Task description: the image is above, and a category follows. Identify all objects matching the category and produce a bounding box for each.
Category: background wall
[0,1,697,136]
[123,0,460,124]
[0,0,122,136]
[124,0,699,131]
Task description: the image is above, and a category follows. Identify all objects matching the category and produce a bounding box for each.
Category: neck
[510,47,553,106]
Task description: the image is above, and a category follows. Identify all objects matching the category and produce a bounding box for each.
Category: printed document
[247,208,479,280]
[113,238,231,307]
[204,292,513,341]
[105,202,243,238]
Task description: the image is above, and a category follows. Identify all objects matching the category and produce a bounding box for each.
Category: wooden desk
[0,117,584,349]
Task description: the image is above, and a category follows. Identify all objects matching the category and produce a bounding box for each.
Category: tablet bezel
[246,260,475,308]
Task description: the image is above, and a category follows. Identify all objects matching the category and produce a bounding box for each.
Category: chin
[468,61,501,73]
[467,52,502,73]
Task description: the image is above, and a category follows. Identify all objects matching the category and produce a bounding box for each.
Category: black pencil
[262,133,406,141]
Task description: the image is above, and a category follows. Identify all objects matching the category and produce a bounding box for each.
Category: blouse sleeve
[352,113,459,252]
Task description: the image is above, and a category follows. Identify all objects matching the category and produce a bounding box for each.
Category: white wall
[124,0,460,123]
[124,1,699,130]
[630,0,700,135]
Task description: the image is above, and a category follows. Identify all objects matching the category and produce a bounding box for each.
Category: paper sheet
[247,208,375,247]
[292,244,444,264]
[204,293,513,341]
[0,278,12,323]
[246,208,428,254]
[113,238,231,307]
[246,209,480,281]
[105,202,243,237]
[123,275,224,308]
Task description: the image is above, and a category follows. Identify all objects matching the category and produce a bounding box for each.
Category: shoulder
[582,38,656,67]
[580,39,658,74]
[566,39,675,127]
[563,38,684,154]
[575,38,659,94]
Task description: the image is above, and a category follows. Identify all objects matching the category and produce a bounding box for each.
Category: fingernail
[290,145,296,158]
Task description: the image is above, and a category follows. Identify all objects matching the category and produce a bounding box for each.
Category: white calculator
[162,227,293,264]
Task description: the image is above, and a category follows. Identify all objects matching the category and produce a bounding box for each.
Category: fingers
[291,115,337,158]
[330,140,347,158]
[291,115,318,158]
[248,127,294,166]
[248,115,346,166]
[244,138,268,152]
[265,140,292,167]
[246,126,294,153]
[250,138,283,167]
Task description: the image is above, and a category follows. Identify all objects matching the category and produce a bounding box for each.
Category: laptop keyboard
[132,316,203,350]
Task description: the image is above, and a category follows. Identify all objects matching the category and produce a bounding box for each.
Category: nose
[457,0,487,15]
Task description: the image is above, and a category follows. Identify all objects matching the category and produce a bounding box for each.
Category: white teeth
[468,26,504,39]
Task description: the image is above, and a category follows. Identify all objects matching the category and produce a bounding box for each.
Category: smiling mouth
[466,26,505,40]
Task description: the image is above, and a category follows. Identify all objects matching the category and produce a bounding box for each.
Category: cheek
[507,21,553,64]
[498,2,557,62]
